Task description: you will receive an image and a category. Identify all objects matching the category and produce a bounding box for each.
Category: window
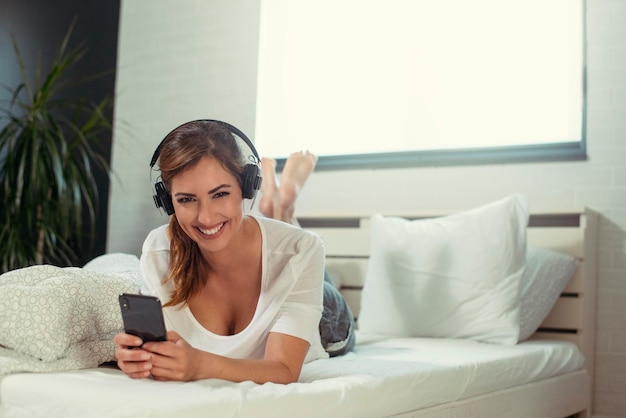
[255,0,586,170]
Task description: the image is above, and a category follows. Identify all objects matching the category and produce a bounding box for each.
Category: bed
[0,196,598,418]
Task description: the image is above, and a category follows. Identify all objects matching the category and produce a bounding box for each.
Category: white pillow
[518,248,579,341]
[358,194,529,345]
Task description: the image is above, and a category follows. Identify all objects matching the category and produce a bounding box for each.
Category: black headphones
[149,119,262,216]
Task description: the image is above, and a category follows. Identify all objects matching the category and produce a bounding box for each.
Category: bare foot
[259,157,278,218]
[277,150,318,223]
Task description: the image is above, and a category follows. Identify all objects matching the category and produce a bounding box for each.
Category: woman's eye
[214,191,229,199]
[177,197,194,203]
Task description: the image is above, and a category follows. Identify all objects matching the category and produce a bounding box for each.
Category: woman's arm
[116,330,310,384]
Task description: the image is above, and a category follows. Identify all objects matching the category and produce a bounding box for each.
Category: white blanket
[0,255,141,376]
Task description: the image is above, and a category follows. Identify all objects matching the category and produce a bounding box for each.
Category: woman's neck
[201,215,260,275]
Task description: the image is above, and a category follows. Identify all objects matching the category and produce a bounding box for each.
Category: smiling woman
[255,0,586,170]
[114,119,355,384]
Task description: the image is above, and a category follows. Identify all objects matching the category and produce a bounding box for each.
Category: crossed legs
[259,150,318,225]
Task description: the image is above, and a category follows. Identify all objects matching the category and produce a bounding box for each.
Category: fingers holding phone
[116,293,168,378]
[142,331,203,382]
[114,332,153,379]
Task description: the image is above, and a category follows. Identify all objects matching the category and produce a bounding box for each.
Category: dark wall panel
[0,0,120,265]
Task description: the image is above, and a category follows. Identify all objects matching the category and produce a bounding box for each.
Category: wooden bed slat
[530,332,581,346]
[564,269,583,294]
[527,228,584,258]
[316,228,370,256]
[315,225,585,258]
[541,297,583,330]
[325,259,369,287]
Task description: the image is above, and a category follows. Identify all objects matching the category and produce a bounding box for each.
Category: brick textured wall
[586,1,626,416]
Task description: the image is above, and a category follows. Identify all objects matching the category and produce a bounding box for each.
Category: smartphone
[118,293,167,343]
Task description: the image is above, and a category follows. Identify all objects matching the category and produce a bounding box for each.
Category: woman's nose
[196,199,215,224]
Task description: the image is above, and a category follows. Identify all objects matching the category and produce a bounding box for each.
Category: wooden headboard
[300,208,598,412]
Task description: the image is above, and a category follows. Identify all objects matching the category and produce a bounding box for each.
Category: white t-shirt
[139,215,328,363]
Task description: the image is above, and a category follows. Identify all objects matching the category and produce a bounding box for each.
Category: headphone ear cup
[153,181,175,215]
[241,164,262,199]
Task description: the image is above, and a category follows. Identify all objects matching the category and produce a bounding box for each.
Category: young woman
[114,120,354,384]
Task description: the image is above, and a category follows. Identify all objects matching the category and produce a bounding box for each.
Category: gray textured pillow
[518,248,579,341]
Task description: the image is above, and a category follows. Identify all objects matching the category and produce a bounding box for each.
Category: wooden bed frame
[299,208,598,418]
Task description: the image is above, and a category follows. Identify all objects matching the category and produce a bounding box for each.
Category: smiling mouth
[198,222,225,236]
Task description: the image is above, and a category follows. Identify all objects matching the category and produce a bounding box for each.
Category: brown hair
[155,120,246,307]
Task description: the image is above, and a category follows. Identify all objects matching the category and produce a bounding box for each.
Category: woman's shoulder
[254,215,323,250]
[255,215,319,237]
[142,224,170,253]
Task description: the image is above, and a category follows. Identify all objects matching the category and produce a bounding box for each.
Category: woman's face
[170,156,244,255]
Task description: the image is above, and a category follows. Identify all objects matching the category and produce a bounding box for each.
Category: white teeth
[199,223,224,236]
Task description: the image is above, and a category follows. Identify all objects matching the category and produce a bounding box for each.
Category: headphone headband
[149,119,260,168]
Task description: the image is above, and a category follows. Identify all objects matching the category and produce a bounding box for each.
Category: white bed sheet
[0,336,583,418]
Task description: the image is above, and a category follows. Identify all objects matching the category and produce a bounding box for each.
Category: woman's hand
[141,331,202,382]
[114,332,154,379]
[116,330,309,384]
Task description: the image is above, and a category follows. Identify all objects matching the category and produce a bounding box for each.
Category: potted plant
[0,21,114,272]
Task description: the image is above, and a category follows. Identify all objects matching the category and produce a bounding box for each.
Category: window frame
[273,139,587,172]
[260,0,588,172]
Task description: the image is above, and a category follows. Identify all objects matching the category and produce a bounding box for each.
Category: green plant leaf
[0,18,114,272]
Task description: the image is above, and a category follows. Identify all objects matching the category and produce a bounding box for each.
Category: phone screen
[118,293,167,343]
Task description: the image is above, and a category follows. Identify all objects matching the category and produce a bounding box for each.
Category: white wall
[109,1,626,416]
[108,0,261,252]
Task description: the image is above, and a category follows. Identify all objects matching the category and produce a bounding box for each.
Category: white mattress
[0,335,584,418]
